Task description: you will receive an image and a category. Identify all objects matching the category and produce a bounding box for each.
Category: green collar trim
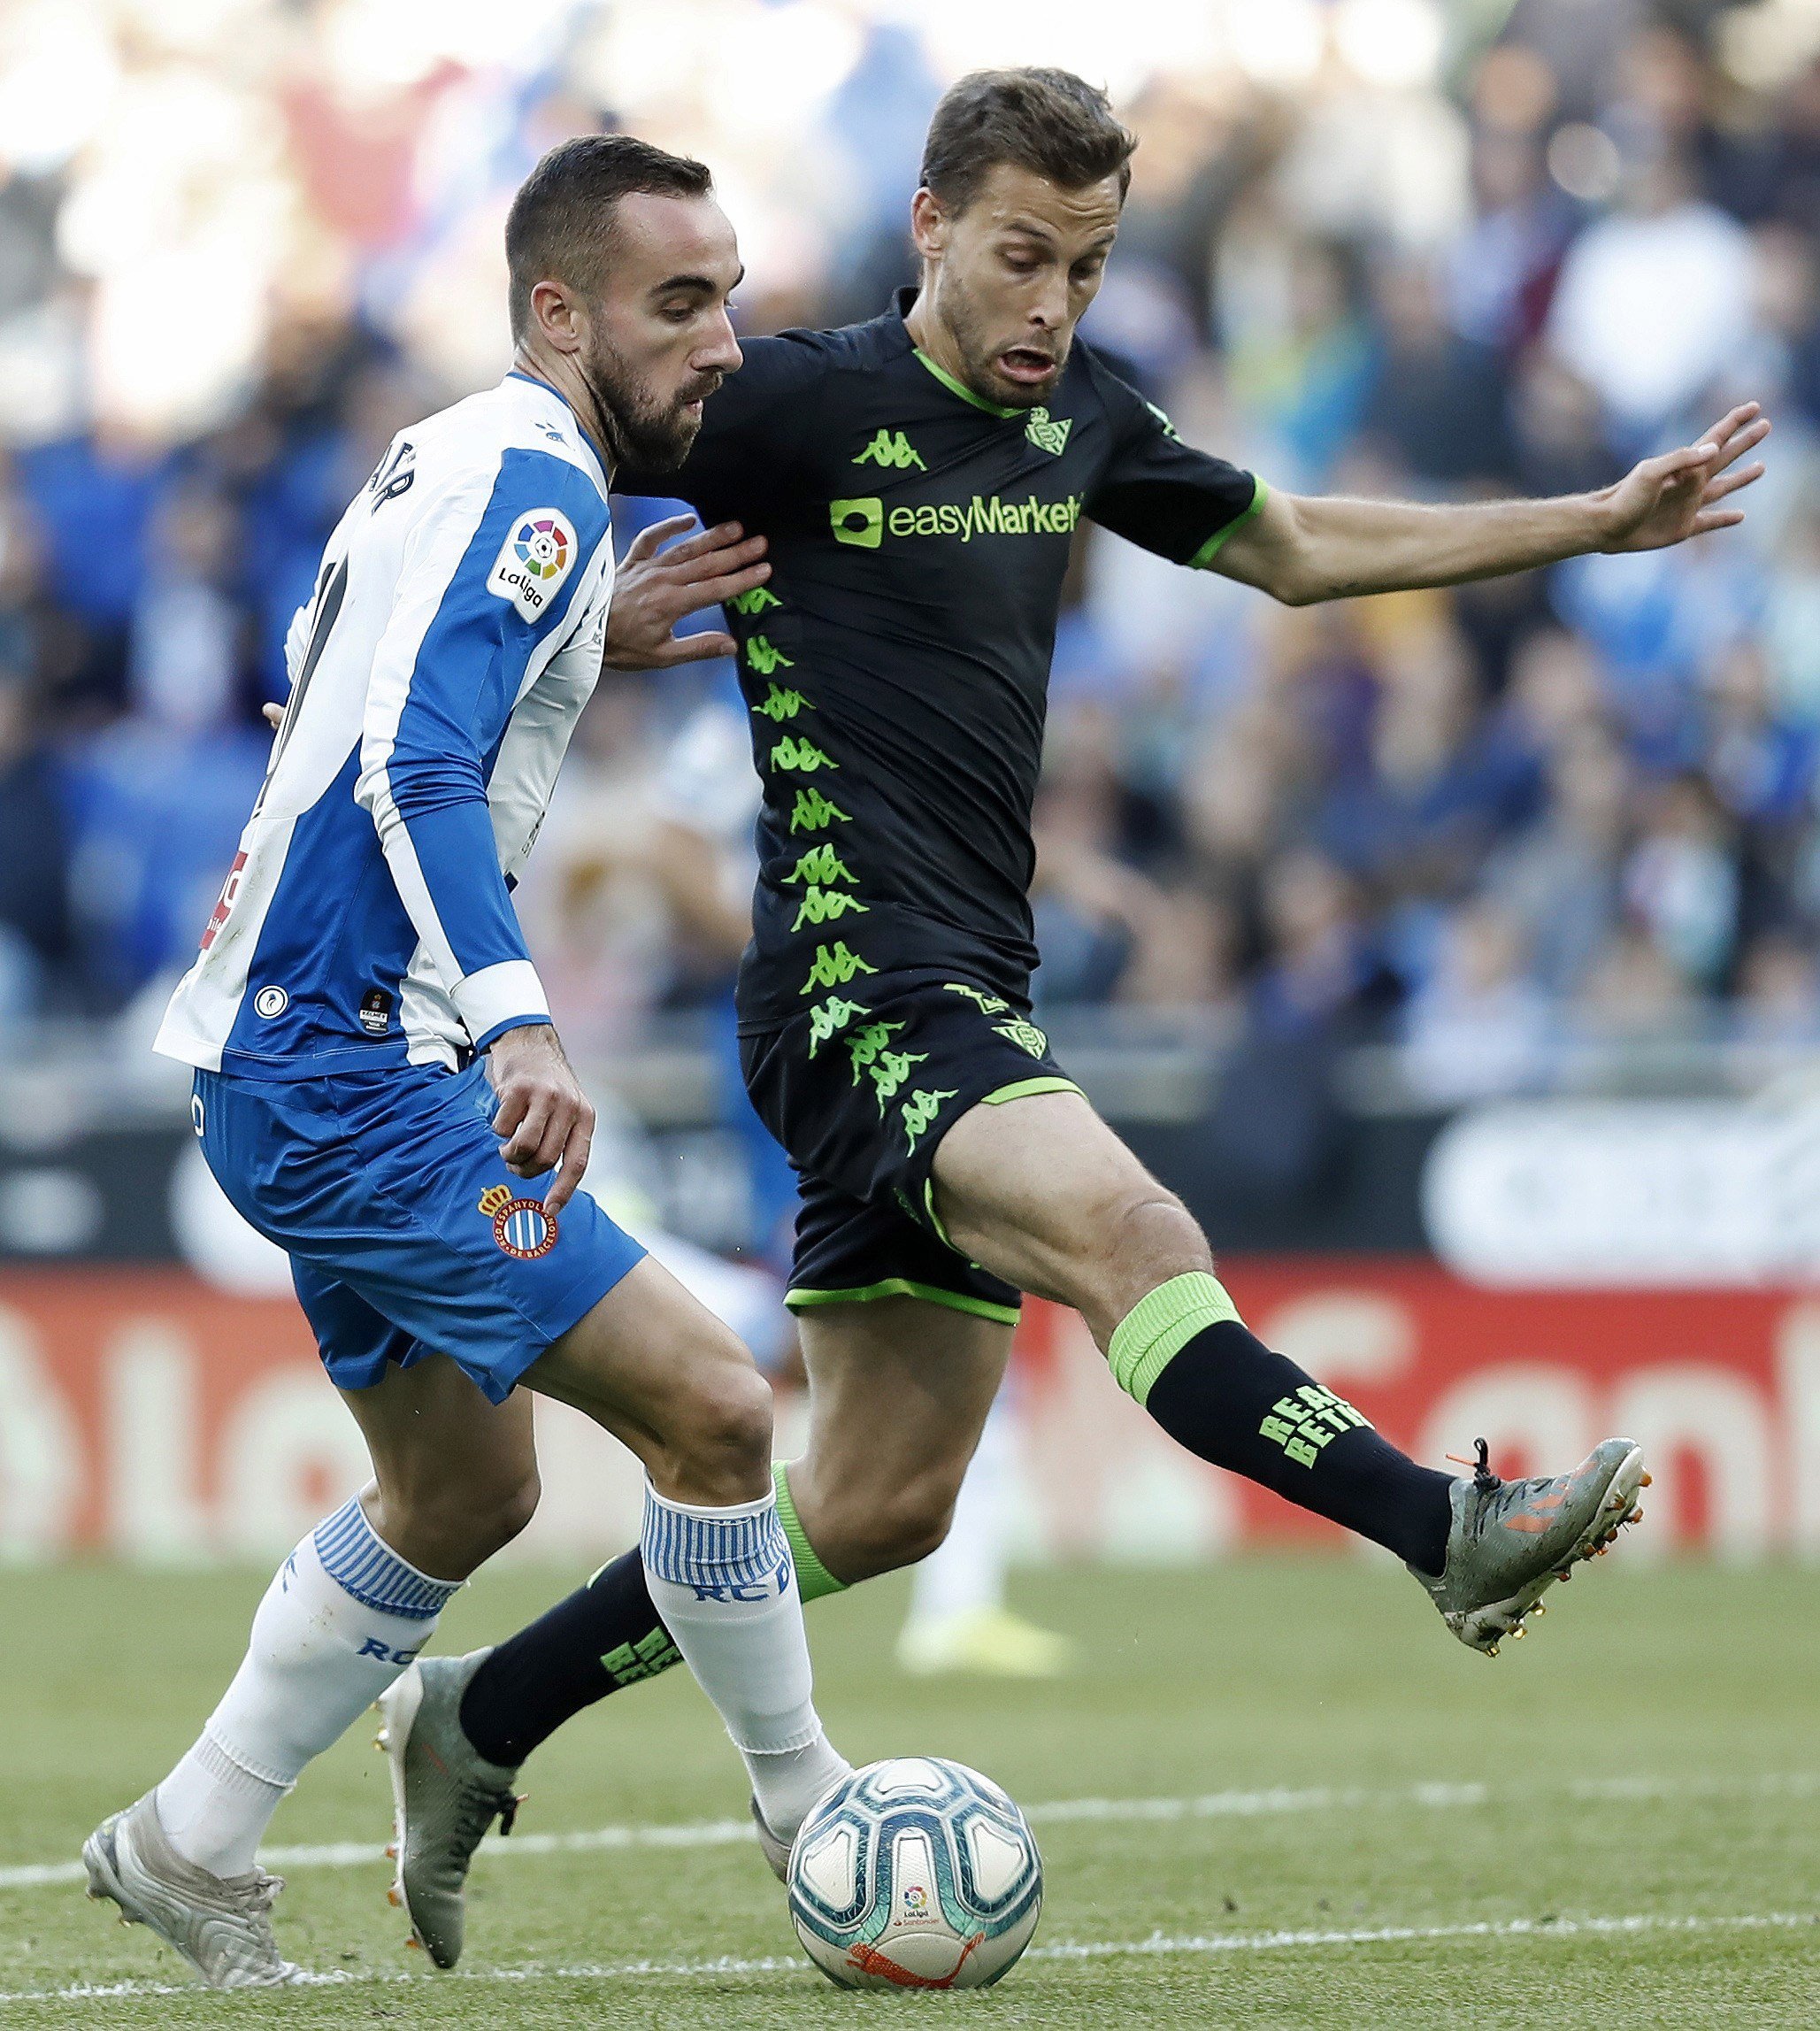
[912,349,1021,419]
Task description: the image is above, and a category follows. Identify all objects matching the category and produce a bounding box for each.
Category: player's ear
[909,188,949,265]
[531,277,583,357]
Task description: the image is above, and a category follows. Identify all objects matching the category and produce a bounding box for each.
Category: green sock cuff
[773,1461,848,1603]
[1108,1272,1241,1406]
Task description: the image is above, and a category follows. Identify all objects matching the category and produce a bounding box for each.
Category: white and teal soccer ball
[787,1757,1042,1990]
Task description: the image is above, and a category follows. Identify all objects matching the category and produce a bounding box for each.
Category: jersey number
[252,556,349,819]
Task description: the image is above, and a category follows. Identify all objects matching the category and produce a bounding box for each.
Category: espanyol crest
[478,1182,558,1259]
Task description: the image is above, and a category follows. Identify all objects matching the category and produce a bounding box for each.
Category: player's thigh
[335,1351,539,1578]
[790,1296,1011,1573]
[524,1253,773,1505]
[930,1089,1210,1342]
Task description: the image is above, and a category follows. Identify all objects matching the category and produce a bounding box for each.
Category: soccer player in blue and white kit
[81,136,849,1989]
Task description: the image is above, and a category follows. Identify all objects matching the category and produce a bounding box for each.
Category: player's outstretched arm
[603,515,771,670]
[1210,402,1770,607]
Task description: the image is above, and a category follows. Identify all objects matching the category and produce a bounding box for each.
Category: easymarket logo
[829,492,1083,549]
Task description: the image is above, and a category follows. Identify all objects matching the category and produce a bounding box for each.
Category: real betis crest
[1025,406,1071,455]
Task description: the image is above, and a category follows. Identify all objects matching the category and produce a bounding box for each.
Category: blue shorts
[193,1060,646,1404]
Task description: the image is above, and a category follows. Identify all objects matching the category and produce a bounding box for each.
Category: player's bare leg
[931,1088,1647,1650]
[82,1355,534,1987]
[780,1297,1011,1581]
[90,1255,847,1983]
[393,1295,1006,1947]
[379,1255,847,1965]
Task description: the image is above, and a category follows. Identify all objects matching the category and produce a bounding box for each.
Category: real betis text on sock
[1110,1273,1453,1575]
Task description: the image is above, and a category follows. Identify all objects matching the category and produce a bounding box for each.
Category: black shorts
[739,969,1082,1326]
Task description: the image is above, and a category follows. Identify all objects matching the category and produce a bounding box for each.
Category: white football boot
[82,1791,297,1989]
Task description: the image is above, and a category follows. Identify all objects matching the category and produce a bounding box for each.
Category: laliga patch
[488,508,577,619]
[479,1181,558,1259]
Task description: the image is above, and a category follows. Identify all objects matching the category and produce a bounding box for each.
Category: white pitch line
[4,1771,1815,1896]
[0,1910,1816,2004]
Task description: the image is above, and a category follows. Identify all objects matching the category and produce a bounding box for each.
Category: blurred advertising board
[2,1262,1815,1566]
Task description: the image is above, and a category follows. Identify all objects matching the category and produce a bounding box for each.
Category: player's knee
[1052,1181,1209,1340]
[1108,1184,1208,1273]
[381,1466,540,1576]
[479,1469,542,1555]
[671,1346,774,1501]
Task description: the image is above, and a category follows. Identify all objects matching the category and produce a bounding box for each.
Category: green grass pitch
[3,1557,1817,2027]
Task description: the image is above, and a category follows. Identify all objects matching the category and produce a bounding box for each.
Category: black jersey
[620,290,1263,1027]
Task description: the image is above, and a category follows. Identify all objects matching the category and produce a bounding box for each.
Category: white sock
[640,1483,849,1841]
[907,1397,1014,1627]
[154,1497,462,1876]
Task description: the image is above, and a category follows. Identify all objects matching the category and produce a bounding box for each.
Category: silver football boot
[749,1796,793,1882]
[1416,1436,1649,1654]
[376,1649,522,1969]
[82,1791,298,1989]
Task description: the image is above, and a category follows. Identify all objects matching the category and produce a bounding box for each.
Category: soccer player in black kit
[379,74,1766,1962]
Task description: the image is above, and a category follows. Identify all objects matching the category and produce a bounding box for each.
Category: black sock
[1145,1319,1453,1573]
[458,1550,678,1768]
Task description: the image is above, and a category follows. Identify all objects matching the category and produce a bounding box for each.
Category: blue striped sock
[312,1499,463,1621]
[638,1483,848,1832]
[639,1487,792,1599]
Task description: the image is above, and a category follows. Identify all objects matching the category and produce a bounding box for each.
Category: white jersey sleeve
[156,375,616,1077]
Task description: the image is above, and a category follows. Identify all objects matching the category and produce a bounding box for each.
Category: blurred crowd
[3,0,1820,1112]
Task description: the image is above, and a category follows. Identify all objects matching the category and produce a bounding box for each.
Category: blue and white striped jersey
[157,373,614,1078]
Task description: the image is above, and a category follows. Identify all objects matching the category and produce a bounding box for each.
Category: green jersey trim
[785,1277,1020,1326]
[1189,474,1269,569]
[981,1076,1084,1106]
[912,348,1021,419]
[921,1177,961,1255]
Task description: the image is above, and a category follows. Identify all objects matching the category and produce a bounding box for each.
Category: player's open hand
[486,1021,595,1215]
[1597,402,1770,553]
[602,514,770,671]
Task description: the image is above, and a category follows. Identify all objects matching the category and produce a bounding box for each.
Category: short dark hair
[505,134,714,339]
[919,68,1137,218]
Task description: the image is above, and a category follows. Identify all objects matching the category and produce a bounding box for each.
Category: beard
[941,271,1066,411]
[579,332,721,474]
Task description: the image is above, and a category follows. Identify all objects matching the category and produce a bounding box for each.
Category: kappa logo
[746,635,794,676]
[488,508,578,619]
[853,427,925,471]
[479,1181,559,1260]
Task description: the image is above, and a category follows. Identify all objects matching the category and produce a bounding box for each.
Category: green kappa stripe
[1190,475,1269,570]
[1107,1271,1241,1405]
[912,348,1021,419]
[982,1076,1084,1105]
[922,1177,960,1254]
[772,1461,847,1602]
[786,1277,1021,1326]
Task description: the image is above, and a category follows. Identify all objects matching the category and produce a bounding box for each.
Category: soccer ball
[787,1757,1042,1990]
